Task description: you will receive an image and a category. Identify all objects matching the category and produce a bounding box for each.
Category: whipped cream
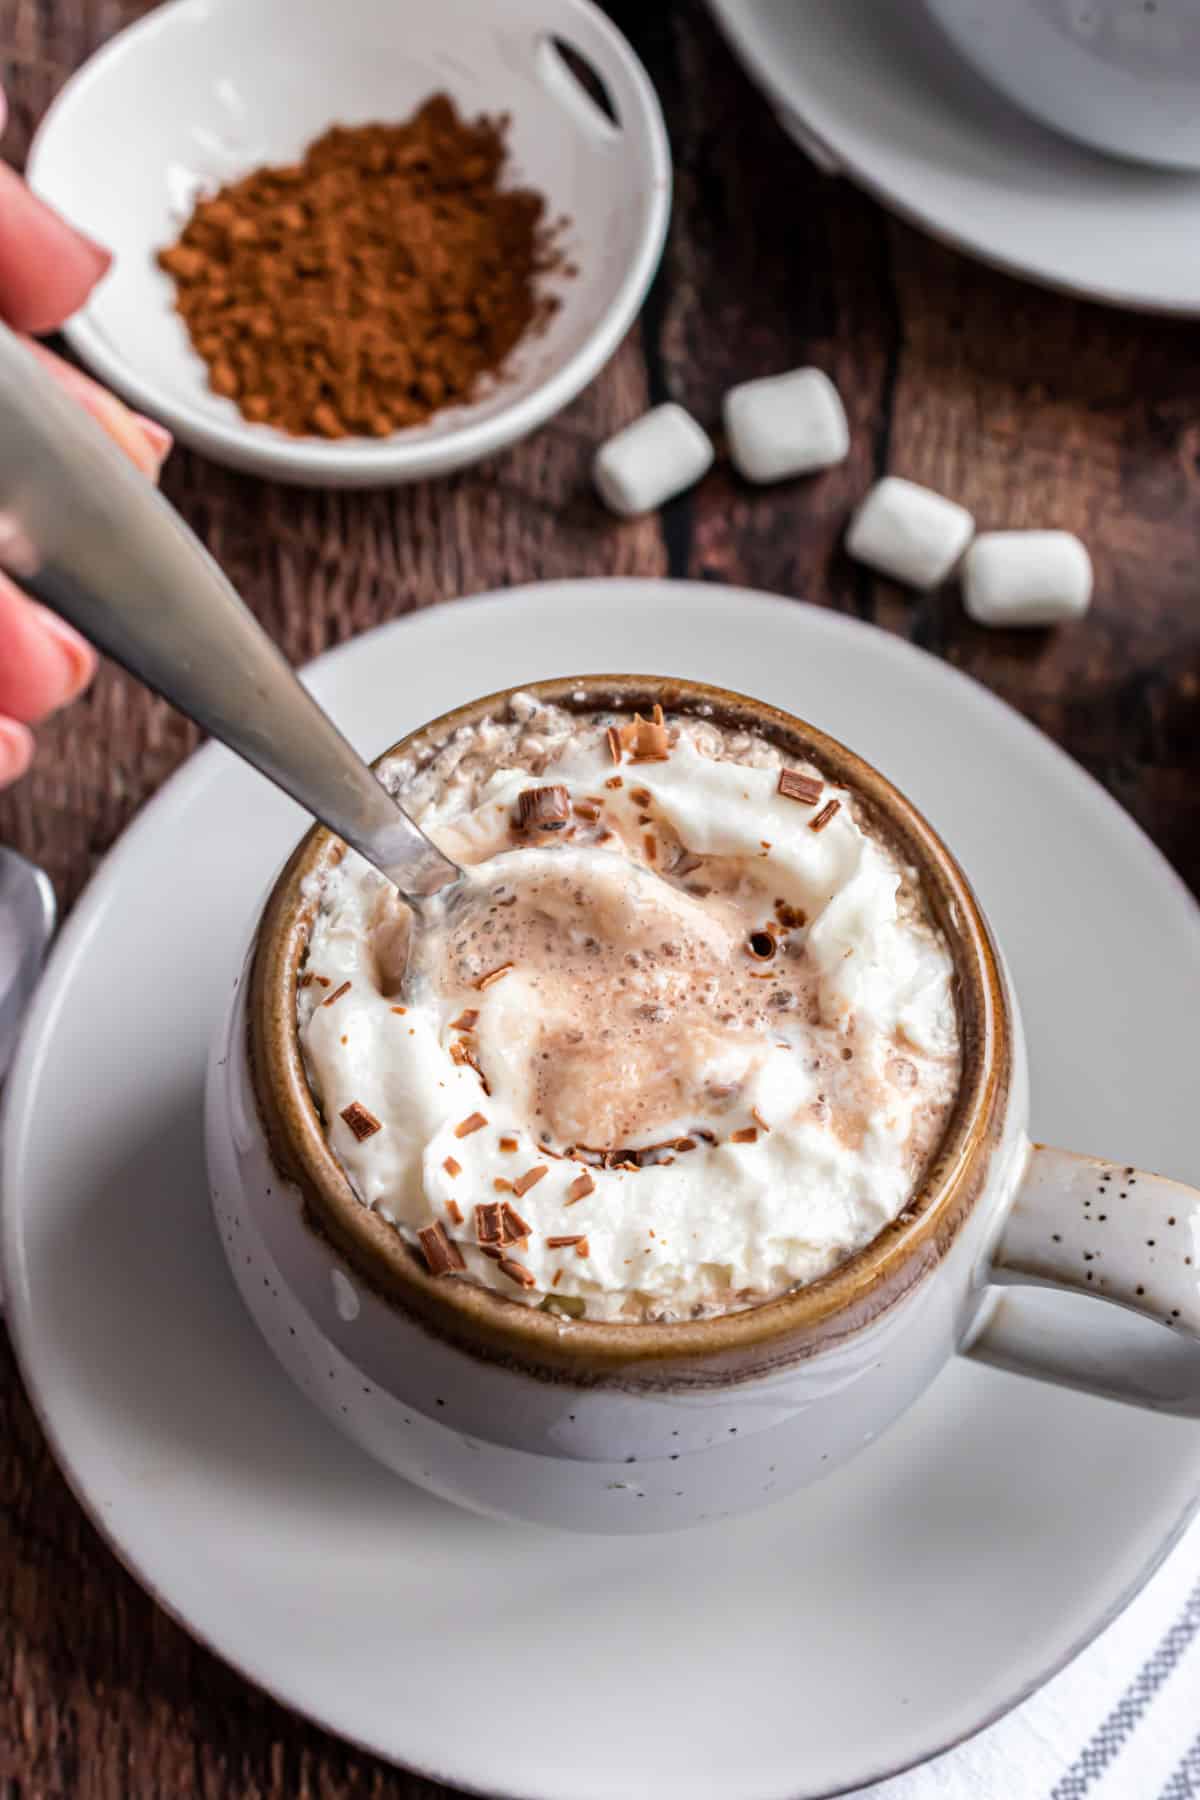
[299,696,961,1321]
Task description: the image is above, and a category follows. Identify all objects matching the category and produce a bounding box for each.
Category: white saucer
[708,0,1200,314]
[4,581,1199,1800]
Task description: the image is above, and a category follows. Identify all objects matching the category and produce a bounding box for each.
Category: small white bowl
[28,0,670,486]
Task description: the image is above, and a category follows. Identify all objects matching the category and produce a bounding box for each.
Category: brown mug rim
[248,675,1008,1372]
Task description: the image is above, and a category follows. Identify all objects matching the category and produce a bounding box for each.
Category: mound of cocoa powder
[156,94,566,439]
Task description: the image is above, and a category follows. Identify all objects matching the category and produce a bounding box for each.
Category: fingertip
[28,605,96,703]
[0,716,34,786]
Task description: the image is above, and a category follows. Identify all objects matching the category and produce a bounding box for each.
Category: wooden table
[3,2,1199,1792]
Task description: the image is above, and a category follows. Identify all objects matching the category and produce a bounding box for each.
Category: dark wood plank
[2,1,1199,1794]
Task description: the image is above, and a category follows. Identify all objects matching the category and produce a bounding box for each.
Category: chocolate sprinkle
[809,799,841,833]
[418,1221,465,1276]
[516,784,571,832]
[501,1201,533,1243]
[322,980,352,1007]
[498,1256,536,1289]
[777,769,823,806]
[476,963,514,991]
[546,1234,586,1249]
[340,1100,381,1141]
[475,1201,504,1246]
[512,1164,548,1198]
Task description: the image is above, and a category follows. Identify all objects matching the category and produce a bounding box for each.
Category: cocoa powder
[157,94,565,439]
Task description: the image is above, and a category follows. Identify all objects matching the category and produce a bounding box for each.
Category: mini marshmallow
[962,531,1093,628]
[846,477,975,590]
[593,404,714,517]
[723,367,849,483]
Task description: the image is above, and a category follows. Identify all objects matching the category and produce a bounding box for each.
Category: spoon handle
[0,327,458,899]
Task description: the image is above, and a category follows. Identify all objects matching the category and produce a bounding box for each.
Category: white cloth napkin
[857,1517,1200,1799]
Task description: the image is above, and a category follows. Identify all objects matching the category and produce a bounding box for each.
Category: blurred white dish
[27,0,670,485]
[925,0,1200,170]
[710,0,1200,315]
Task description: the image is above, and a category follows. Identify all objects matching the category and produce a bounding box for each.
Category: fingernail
[29,605,96,704]
[0,717,33,785]
[133,412,173,469]
[77,231,113,281]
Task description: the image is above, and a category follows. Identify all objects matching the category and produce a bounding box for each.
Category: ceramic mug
[205,677,1200,1534]
[922,0,1200,169]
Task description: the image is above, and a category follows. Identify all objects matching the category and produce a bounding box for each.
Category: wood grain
[2,1,1199,1793]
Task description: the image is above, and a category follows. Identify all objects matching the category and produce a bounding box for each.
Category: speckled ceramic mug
[205,678,1200,1534]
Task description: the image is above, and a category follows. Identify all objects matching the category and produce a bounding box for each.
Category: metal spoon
[0,846,55,1089]
[0,325,461,906]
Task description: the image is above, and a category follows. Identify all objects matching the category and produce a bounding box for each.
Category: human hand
[0,88,171,787]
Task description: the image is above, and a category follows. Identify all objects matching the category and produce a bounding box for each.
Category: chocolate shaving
[512,1164,548,1198]
[449,1041,469,1065]
[606,725,623,764]
[575,1237,590,1258]
[445,1198,464,1224]
[340,1101,381,1141]
[630,714,670,761]
[566,1172,595,1205]
[391,1005,407,1015]
[516,784,571,832]
[643,834,658,864]
[450,1008,478,1031]
[573,801,601,823]
[751,1108,771,1133]
[298,971,316,989]
[454,1111,487,1137]
[419,1221,465,1276]
[498,1135,518,1152]
[475,1201,504,1246]
[501,1202,533,1242]
[323,980,352,1007]
[476,963,514,991]
[493,1178,513,1193]
[460,1041,491,1094]
[809,799,841,833]
[777,769,823,806]
[605,775,623,790]
[552,1268,563,1287]
[546,1234,585,1249]
[674,1137,697,1153]
[442,1155,461,1177]
[630,787,652,807]
[730,1126,759,1144]
[498,1256,536,1288]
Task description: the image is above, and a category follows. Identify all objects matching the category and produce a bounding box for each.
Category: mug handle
[966,1146,1200,1416]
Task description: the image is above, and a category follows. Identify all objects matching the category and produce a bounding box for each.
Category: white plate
[709,0,1200,315]
[3,581,1199,1800]
[25,0,670,485]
